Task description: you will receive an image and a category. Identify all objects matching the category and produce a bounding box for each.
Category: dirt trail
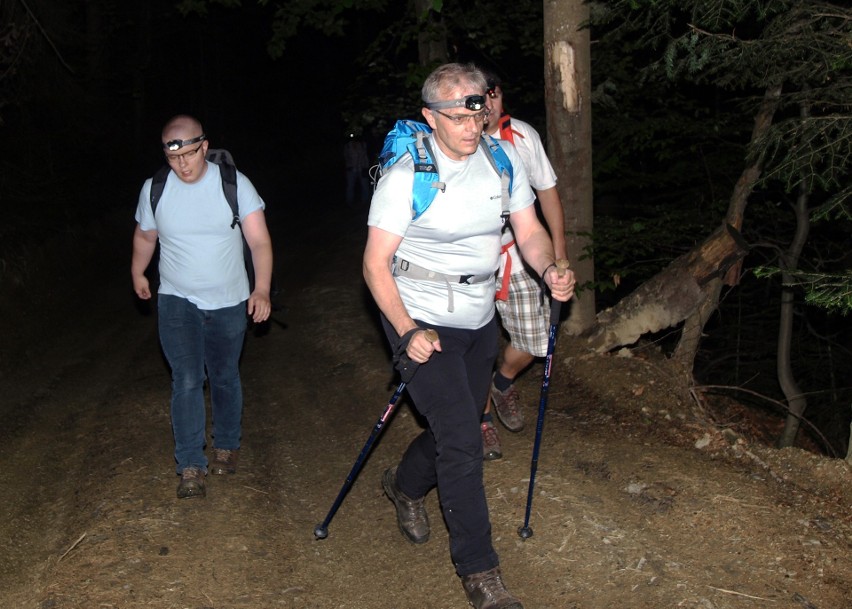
[0,207,850,609]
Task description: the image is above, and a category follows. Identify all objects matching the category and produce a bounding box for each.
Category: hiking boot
[210,448,238,475]
[176,466,206,499]
[382,466,430,544]
[462,567,524,609]
[481,421,503,461]
[491,380,524,432]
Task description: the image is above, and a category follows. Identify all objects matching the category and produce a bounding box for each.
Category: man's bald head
[161,115,209,183]
[162,115,204,144]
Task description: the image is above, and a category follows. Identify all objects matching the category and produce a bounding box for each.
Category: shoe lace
[500,386,521,415]
[471,569,512,603]
[401,492,426,513]
[213,448,231,461]
[481,423,499,447]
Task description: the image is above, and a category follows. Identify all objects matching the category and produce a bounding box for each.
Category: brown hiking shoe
[176,466,206,499]
[490,380,524,432]
[210,448,238,475]
[481,421,503,461]
[382,466,430,544]
[462,567,524,609]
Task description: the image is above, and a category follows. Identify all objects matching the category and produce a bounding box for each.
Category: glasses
[165,143,205,164]
[425,94,487,111]
[432,109,490,126]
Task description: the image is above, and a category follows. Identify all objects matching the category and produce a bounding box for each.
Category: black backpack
[149,149,255,291]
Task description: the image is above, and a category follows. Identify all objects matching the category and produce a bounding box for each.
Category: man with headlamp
[478,71,569,461]
[131,115,273,500]
[364,63,575,609]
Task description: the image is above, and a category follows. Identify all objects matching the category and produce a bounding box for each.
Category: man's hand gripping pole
[314,329,439,540]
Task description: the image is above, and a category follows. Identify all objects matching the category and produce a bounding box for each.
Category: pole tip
[314,524,329,539]
[517,526,533,540]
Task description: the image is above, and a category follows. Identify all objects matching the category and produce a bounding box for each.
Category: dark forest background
[1,0,850,457]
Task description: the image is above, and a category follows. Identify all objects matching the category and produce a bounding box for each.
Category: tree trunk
[672,84,782,369]
[846,411,852,464]
[672,277,723,370]
[543,0,595,335]
[586,85,781,362]
[415,0,447,66]
[583,224,749,353]
[777,99,812,448]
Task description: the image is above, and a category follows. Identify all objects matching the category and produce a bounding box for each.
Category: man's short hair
[421,63,487,106]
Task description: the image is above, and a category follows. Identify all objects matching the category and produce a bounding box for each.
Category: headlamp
[164,134,207,151]
[425,95,487,112]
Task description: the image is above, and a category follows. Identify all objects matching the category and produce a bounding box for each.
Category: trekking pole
[314,329,439,540]
[518,260,569,540]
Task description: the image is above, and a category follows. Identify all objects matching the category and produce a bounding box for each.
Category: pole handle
[396,328,439,383]
[549,259,570,324]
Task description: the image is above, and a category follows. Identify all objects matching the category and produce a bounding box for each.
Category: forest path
[0,206,849,609]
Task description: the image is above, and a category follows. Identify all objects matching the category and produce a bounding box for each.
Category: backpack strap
[147,153,254,292]
[217,161,240,228]
[212,158,253,292]
[148,158,239,225]
[480,134,514,218]
[410,132,445,221]
[149,164,171,216]
[498,114,524,145]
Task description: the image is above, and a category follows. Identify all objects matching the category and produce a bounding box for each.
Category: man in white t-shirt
[479,72,568,461]
[131,115,273,499]
[364,63,575,609]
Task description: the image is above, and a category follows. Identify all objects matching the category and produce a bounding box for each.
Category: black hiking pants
[381,315,500,577]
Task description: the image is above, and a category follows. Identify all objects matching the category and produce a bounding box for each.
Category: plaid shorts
[495,268,549,357]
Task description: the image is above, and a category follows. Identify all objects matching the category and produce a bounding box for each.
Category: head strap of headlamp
[164,134,207,151]
[425,95,486,112]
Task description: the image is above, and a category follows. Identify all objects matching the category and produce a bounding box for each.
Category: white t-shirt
[368,136,535,329]
[135,162,266,310]
[493,116,558,275]
[496,116,557,191]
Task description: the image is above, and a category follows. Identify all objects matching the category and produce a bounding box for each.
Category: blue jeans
[158,294,247,474]
[382,316,499,577]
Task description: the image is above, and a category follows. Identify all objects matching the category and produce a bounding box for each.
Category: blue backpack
[373,120,514,221]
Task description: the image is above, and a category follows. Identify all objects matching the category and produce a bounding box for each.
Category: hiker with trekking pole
[478,69,569,462]
[361,63,575,609]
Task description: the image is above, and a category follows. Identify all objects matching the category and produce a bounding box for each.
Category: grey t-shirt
[368,136,534,329]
